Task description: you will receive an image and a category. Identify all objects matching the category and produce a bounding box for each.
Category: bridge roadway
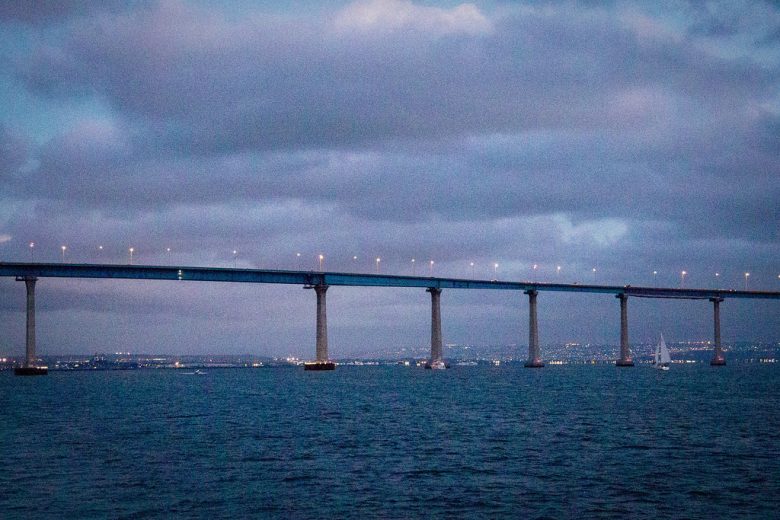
[2,262,778,299]
[2,262,779,373]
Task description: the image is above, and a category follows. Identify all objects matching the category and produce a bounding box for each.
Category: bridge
[2,262,779,373]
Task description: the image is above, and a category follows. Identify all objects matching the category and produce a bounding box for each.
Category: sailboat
[653,334,671,371]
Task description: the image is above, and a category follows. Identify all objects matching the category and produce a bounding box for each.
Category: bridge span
[2,262,779,373]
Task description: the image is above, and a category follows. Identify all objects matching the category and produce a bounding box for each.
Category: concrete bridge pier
[425,287,446,369]
[615,294,634,367]
[304,284,335,370]
[710,297,726,366]
[524,290,543,368]
[15,276,47,376]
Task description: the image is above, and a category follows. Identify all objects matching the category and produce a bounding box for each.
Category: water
[1,364,779,519]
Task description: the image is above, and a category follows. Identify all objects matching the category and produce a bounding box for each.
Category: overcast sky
[0,0,778,358]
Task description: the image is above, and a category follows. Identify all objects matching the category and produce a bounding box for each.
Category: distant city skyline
[1,1,778,356]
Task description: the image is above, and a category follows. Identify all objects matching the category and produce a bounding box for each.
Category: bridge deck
[1,262,778,300]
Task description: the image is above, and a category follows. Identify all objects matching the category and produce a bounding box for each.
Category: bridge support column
[615,294,634,367]
[425,287,446,369]
[304,284,334,370]
[524,290,543,367]
[710,297,726,366]
[15,277,46,376]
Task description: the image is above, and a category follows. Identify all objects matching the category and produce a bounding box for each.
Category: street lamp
[375,257,381,274]
[233,250,238,268]
[592,267,597,282]
[296,252,301,269]
[494,262,499,276]
[470,262,475,278]
[318,254,324,271]
[532,264,538,281]
[680,270,687,288]
[129,247,135,265]
[61,245,67,262]
[29,242,34,261]
[653,270,657,285]
[411,258,416,276]
[429,260,434,276]
[744,272,750,290]
[557,265,561,278]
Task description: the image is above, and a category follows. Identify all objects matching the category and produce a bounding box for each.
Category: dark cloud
[0,1,151,26]
[0,125,28,186]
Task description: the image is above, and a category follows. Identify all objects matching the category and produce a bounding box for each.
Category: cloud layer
[1,1,778,356]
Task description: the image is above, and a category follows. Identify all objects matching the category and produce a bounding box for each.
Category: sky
[0,0,778,358]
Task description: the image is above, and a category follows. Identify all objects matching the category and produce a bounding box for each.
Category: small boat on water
[653,334,671,371]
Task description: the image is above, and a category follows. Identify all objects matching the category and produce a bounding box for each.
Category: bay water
[2,364,779,518]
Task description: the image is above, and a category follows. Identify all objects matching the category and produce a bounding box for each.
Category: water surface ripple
[1,364,778,519]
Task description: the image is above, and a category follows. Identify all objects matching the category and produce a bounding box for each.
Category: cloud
[0,1,146,26]
[332,0,492,36]
[0,125,29,184]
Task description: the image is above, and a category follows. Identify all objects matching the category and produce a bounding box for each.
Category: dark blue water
[2,364,779,519]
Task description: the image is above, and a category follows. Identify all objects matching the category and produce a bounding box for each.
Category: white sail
[659,334,671,365]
